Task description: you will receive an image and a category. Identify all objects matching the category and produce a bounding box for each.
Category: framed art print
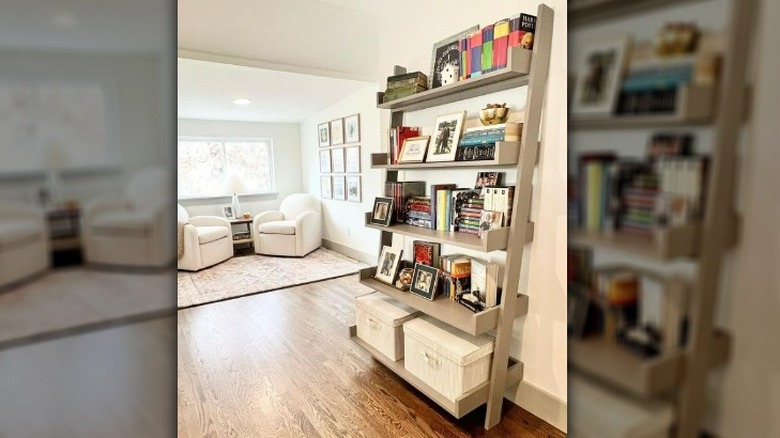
[332,175,346,200]
[345,146,361,173]
[398,136,430,163]
[430,25,479,89]
[427,111,466,162]
[571,37,631,117]
[318,123,330,147]
[330,118,344,146]
[410,263,439,300]
[346,175,361,202]
[370,197,394,227]
[222,205,235,220]
[344,113,360,144]
[320,176,332,199]
[375,245,403,285]
[319,149,331,173]
[331,147,345,173]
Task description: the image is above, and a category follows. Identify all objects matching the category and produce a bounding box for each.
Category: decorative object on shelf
[430,25,479,89]
[319,149,331,173]
[571,37,631,117]
[320,176,332,199]
[331,147,345,173]
[242,212,252,219]
[318,122,330,147]
[370,196,394,227]
[346,175,362,202]
[231,193,241,218]
[221,205,235,220]
[345,146,361,173]
[383,72,429,103]
[396,267,414,290]
[478,103,509,125]
[654,22,700,56]
[344,113,361,143]
[330,118,344,145]
[478,210,503,237]
[332,175,346,200]
[427,110,467,162]
[398,136,430,163]
[410,263,440,300]
[375,245,403,285]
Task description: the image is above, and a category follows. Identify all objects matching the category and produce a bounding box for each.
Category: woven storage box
[403,315,495,402]
[356,293,420,361]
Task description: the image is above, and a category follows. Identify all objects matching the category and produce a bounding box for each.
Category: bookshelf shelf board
[569,0,707,26]
[568,224,699,260]
[371,141,524,170]
[377,48,532,112]
[349,326,524,418]
[365,213,534,252]
[569,337,683,397]
[359,268,529,336]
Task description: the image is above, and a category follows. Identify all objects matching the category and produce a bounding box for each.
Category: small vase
[231,193,241,217]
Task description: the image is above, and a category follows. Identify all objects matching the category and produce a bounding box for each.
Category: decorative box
[355,293,420,361]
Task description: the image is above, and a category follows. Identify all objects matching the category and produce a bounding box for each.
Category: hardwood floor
[178,275,565,437]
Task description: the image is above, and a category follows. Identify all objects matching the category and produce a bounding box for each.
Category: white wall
[177,119,303,216]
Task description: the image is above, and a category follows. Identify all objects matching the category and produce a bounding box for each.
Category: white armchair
[0,203,49,288]
[253,193,322,257]
[82,167,174,268]
[177,204,233,271]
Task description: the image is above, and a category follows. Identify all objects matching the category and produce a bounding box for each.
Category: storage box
[403,315,495,402]
[356,293,420,361]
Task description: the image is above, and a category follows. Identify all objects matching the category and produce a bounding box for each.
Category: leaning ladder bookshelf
[347,4,554,430]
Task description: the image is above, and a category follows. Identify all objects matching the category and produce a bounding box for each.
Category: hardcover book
[450,188,482,231]
[492,19,510,70]
[413,240,441,268]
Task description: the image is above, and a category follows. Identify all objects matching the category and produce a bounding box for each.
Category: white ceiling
[177,58,375,123]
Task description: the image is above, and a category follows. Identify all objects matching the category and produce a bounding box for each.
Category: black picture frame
[370,197,394,227]
[429,25,479,89]
[410,263,440,301]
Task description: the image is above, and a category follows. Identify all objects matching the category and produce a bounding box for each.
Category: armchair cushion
[196,225,230,244]
[258,220,296,235]
[0,220,41,246]
[92,211,154,232]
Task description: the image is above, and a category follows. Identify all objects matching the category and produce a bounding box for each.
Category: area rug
[177,248,369,309]
[0,268,174,349]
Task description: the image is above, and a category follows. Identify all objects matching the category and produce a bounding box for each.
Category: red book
[493,19,510,70]
[391,126,421,164]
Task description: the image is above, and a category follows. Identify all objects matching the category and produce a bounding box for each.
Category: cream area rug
[177,248,368,309]
[0,268,174,348]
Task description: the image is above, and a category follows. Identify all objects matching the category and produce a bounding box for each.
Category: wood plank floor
[178,275,566,437]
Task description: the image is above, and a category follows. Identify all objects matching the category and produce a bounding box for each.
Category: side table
[47,206,82,266]
[230,217,254,254]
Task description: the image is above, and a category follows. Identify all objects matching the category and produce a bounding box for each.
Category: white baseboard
[321,239,374,265]
[507,380,567,433]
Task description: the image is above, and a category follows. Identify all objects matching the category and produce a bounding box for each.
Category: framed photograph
[318,122,330,147]
[319,149,331,173]
[346,175,361,202]
[330,118,344,146]
[370,197,394,227]
[430,25,479,89]
[222,205,235,220]
[320,176,332,199]
[331,147,345,173]
[571,38,631,117]
[345,146,361,173]
[427,111,466,162]
[398,136,430,163]
[332,175,346,200]
[344,113,360,144]
[410,263,440,300]
[375,245,403,285]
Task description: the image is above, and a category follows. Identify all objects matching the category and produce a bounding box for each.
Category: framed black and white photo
[318,122,330,147]
[346,175,361,202]
[427,111,466,162]
[375,245,403,285]
[571,37,631,117]
[370,197,394,227]
[222,205,235,220]
[330,118,344,146]
[331,147,345,173]
[398,136,430,163]
[429,26,479,89]
[410,263,439,300]
[319,149,331,173]
[320,176,332,199]
[332,175,346,200]
[344,113,360,144]
[345,146,361,173]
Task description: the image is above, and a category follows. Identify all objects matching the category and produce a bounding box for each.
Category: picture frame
[320,176,332,199]
[375,245,403,285]
[345,146,361,173]
[370,196,394,227]
[318,122,330,147]
[332,175,346,200]
[570,37,631,117]
[346,175,361,202]
[222,205,235,220]
[331,147,345,173]
[429,25,479,89]
[398,136,430,163]
[330,118,344,146]
[319,149,331,173]
[344,113,360,144]
[410,263,440,300]
[427,111,466,162]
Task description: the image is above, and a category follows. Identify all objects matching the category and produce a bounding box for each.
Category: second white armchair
[253,194,322,257]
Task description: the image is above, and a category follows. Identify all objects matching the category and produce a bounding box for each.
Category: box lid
[356,293,420,327]
[403,315,494,366]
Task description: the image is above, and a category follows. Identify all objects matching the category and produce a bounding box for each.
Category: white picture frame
[427,111,466,162]
[222,205,235,220]
[570,37,631,117]
[345,146,361,173]
[330,118,344,146]
[332,175,346,200]
[346,175,361,202]
[398,136,430,163]
[375,245,403,285]
[318,122,330,147]
[331,147,345,173]
[344,113,360,144]
[320,176,332,199]
[319,149,331,173]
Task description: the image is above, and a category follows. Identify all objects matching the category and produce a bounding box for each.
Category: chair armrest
[82,198,132,224]
[253,211,284,228]
[189,216,231,228]
[294,210,321,231]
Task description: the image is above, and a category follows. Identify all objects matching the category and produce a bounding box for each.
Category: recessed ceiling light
[51,12,78,28]
[233,98,251,106]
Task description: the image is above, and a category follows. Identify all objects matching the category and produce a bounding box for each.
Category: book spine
[482,25,494,74]
[493,19,510,70]
[470,31,483,78]
[460,133,505,145]
[459,36,469,81]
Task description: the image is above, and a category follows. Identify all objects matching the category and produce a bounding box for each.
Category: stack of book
[383,71,428,103]
[482,185,515,227]
[439,254,472,301]
[450,188,482,234]
[405,196,432,228]
[389,126,421,164]
[385,181,425,223]
[458,13,536,80]
[456,122,522,161]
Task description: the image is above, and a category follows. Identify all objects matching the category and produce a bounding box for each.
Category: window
[177,137,275,198]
